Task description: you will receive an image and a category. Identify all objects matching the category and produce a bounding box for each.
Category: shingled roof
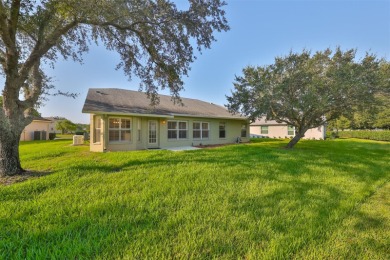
[32,116,52,122]
[250,117,287,126]
[82,88,246,120]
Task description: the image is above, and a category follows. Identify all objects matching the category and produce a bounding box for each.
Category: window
[93,116,102,143]
[193,122,209,139]
[179,122,188,139]
[168,121,187,140]
[241,124,247,138]
[288,125,295,135]
[109,117,131,142]
[261,126,268,134]
[219,122,226,138]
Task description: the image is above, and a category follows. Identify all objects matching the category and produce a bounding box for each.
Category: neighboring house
[44,116,66,134]
[82,88,249,152]
[250,118,326,140]
[20,117,51,141]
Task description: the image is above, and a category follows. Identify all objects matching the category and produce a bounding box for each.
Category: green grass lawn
[1,139,389,259]
[55,134,76,140]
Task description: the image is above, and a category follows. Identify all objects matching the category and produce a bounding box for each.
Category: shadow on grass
[293,182,390,259]
[0,170,53,186]
[1,139,389,258]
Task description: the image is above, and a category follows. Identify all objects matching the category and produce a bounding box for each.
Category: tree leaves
[226,48,389,148]
[1,0,229,114]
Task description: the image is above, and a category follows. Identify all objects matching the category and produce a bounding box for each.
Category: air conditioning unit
[73,135,84,145]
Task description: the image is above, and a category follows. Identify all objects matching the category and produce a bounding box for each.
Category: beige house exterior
[20,117,51,141]
[250,118,326,140]
[44,116,66,134]
[82,88,249,152]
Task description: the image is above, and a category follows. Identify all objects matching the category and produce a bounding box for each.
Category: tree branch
[8,0,20,41]
[19,20,78,81]
[0,49,5,64]
[82,19,176,77]
[0,1,11,47]
[18,62,42,114]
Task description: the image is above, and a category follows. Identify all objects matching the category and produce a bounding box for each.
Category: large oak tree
[0,0,229,176]
[226,48,388,148]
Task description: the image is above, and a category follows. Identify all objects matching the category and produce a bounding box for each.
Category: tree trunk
[286,128,307,149]
[0,125,25,177]
[286,134,302,149]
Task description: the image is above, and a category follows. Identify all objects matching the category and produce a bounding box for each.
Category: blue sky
[2,0,390,123]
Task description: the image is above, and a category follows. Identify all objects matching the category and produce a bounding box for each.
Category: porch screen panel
[94,116,102,143]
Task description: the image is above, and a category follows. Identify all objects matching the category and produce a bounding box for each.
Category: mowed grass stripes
[0,139,389,259]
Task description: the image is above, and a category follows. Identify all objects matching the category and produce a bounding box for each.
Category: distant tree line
[55,119,89,134]
[327,93,390,131]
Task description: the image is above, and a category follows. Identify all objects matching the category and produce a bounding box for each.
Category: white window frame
[261,126,268,134]
[193,121,209,140]
[287,125,295,136]
[108,117,132,143]
[167,120,188,140]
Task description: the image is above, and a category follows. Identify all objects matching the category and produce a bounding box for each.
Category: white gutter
[83,110,174,118]
[169,113,248,121]
[83,111,248,121]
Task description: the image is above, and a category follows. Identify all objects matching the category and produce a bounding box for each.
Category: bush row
[337,130,390,141]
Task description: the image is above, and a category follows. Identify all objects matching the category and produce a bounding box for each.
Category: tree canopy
[55,119,77,134]
[226,48,389,148]
[0,0,229,176]
[328,93,390,131]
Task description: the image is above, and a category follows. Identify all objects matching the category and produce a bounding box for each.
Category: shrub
[338,130,390,141]
[49,133,56,140]
[75,131,84,136]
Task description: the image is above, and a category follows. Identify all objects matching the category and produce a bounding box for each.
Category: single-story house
[82,88,250,152]
[44,116,66,134]
[250,118,326,140]
[20,116,51,141]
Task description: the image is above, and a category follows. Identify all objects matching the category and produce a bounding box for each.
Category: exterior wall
[89,113,249,152]
[20,121,50,141]
[250,125,325,140]
[159,116,249,148]
[48,121,61,134]
[303,126,326,139]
